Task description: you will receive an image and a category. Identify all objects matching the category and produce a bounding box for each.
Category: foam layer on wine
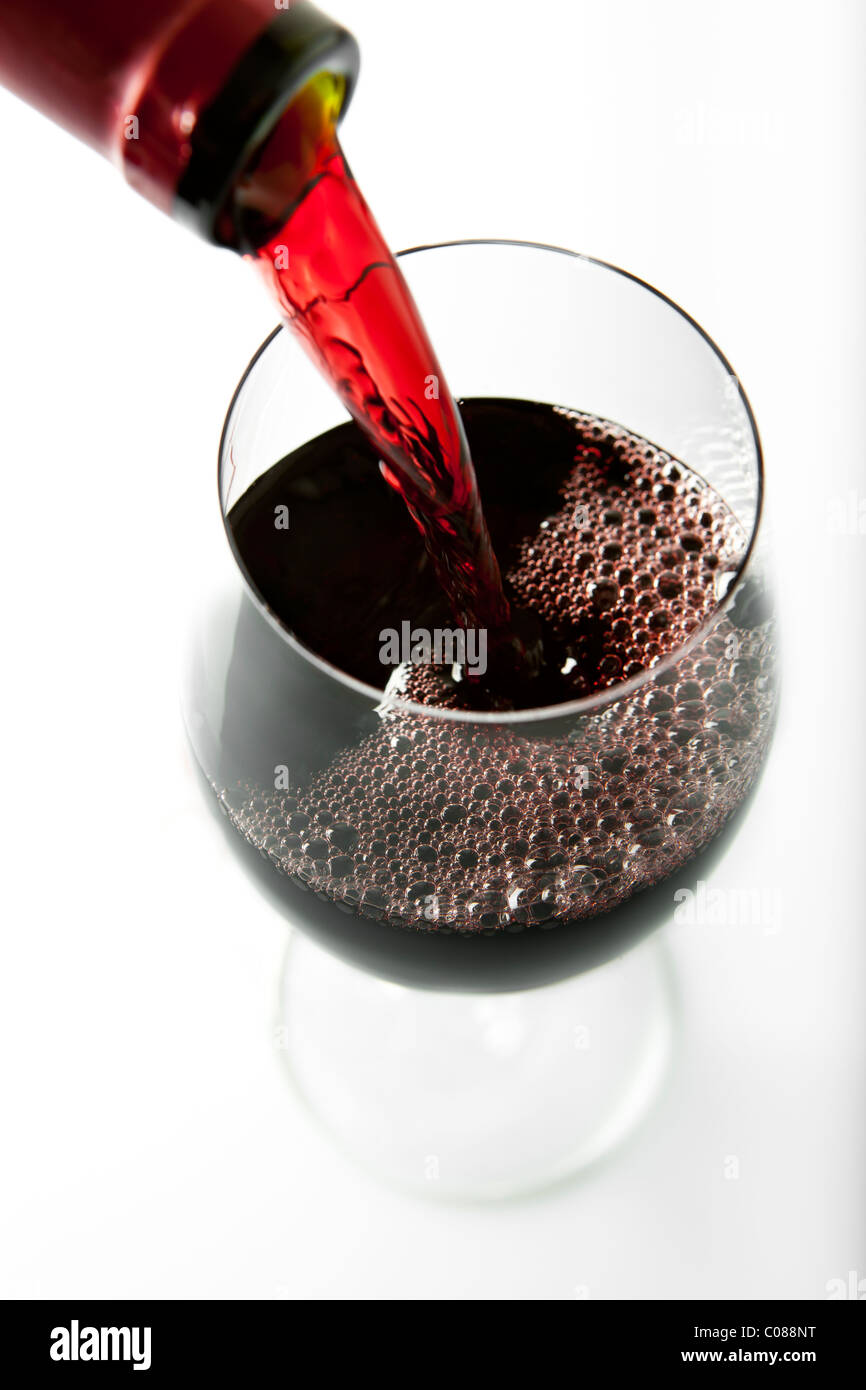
[221,406,774,934]
[406,407,745,708]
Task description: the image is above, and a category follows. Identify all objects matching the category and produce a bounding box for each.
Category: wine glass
[183,240,776,1198]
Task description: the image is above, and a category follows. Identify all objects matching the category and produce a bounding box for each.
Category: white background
[0,0,864,1298]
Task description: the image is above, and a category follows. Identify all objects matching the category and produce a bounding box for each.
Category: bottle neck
[0,0,359,248]
[125,1,359,246]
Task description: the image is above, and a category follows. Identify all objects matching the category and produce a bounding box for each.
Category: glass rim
[218,237,765,726]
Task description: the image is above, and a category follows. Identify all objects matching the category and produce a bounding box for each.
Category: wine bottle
[0,0,359,244]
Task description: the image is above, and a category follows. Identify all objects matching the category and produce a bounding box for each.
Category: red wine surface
[222,400,776,935]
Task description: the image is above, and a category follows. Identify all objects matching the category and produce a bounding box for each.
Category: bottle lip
[174,7,360,246]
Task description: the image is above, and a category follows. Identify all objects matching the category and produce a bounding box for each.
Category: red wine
[221,399,775,941]
[234,93,512,641]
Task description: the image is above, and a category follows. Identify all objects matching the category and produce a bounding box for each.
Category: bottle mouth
[174,5,359,247]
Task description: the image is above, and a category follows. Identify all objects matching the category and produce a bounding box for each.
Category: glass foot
[277,930,677,1202]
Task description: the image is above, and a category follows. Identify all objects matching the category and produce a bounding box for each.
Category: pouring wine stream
[232,77,537,694]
